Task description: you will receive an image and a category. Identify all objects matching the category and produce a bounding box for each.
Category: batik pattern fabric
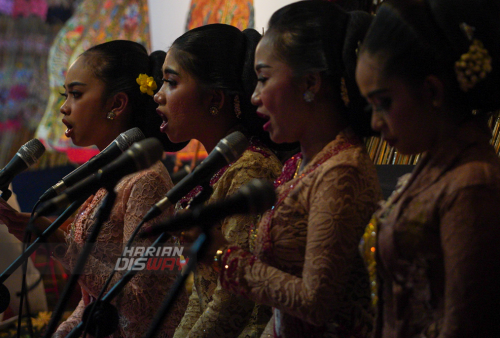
[371,118,500,338]
[173,137,282,338]
[220,128,382,338]
[53,161,188,338]
[186,0,254,31]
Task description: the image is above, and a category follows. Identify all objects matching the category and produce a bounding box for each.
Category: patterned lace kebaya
[220,128,382,338]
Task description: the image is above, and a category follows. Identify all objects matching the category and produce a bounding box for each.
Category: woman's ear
[109,92,129,118]
[210,89,225,110]
[305,71,322,95]
[424,75,445,109]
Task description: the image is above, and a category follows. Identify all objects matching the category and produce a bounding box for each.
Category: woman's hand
[0,198,31,241]
[0,198,62,243]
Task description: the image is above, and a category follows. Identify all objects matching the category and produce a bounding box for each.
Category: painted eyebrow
[255,63,271,71]
[163,68,179,76]
[63,82,87,89]
[366,88,389,99]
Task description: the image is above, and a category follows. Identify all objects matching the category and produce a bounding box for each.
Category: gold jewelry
[106,110,116,120]
[303,90,314,103]
[234,95,242,119]
[341,77,350,107]
[454,23,492,92]
[209,106,219,116]
[293,158,303,179]
[136,73,157,96]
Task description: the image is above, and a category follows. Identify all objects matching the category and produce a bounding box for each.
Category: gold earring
[234,95,242,119]
[107,110,116,120]
[209,106,219,116]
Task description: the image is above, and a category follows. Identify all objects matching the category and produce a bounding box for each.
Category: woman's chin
[166,132,188,145]
[269,131,290,145]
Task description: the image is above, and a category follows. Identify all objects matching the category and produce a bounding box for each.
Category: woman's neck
[298,106,348,169]
[199,121,242,154]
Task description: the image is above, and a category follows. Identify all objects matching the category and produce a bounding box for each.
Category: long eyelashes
[162,79,177,86]
[59,91,81,98]
[371,98,392,113]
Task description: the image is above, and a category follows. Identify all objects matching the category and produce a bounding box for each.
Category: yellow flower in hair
[136,73,157,96]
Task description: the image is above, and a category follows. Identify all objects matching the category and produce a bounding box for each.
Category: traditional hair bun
[240,28,261,113]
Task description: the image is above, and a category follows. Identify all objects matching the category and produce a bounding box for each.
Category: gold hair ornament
[454,23,492,92]
[136,73,157,96]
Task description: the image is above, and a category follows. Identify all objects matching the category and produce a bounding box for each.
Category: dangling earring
[340,77,350,107]
[209,106,219,116]
[234,95,242,119]
[303,90,315,103]
[107,110,116,120]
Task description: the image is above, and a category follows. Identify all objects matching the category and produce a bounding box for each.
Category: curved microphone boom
[38,127,145,203]
[142,179,276,237]
[142,131,249,223]
[36,138,164,217]
[0,139,45,189]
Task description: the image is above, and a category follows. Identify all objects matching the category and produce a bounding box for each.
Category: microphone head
[18,139,45,167]
[239,179,276,214]
[126,138,164,170]
[215,131,249,164]
[115,127,145,151]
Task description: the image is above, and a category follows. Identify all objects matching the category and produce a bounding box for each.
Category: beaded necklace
[177,136,272,209]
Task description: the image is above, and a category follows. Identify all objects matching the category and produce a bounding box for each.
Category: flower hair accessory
[454,23,492,92]
[136,73,157,96]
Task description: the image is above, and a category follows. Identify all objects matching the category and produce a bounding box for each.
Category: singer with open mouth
[154,24,286,338]
[215,2,382,338]
[0,40,189,338]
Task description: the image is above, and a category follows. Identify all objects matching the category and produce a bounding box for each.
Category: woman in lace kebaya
[0,40,189,337]
[355,0,500,336]
[217,2,382,337]
[154,24,284,338]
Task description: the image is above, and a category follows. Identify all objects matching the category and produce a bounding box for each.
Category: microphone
[142,131,249,223]
[36,138,164,216]
[38,128,145,203]
[0,139,45,188]
[141,178,276,237]
[171,164,192,184]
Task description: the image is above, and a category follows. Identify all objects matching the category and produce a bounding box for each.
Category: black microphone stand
[144,227,210,338]
[144,184,215,338]
[43,190,117,338]
[0,198,87,312]
[67,183,214,338]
